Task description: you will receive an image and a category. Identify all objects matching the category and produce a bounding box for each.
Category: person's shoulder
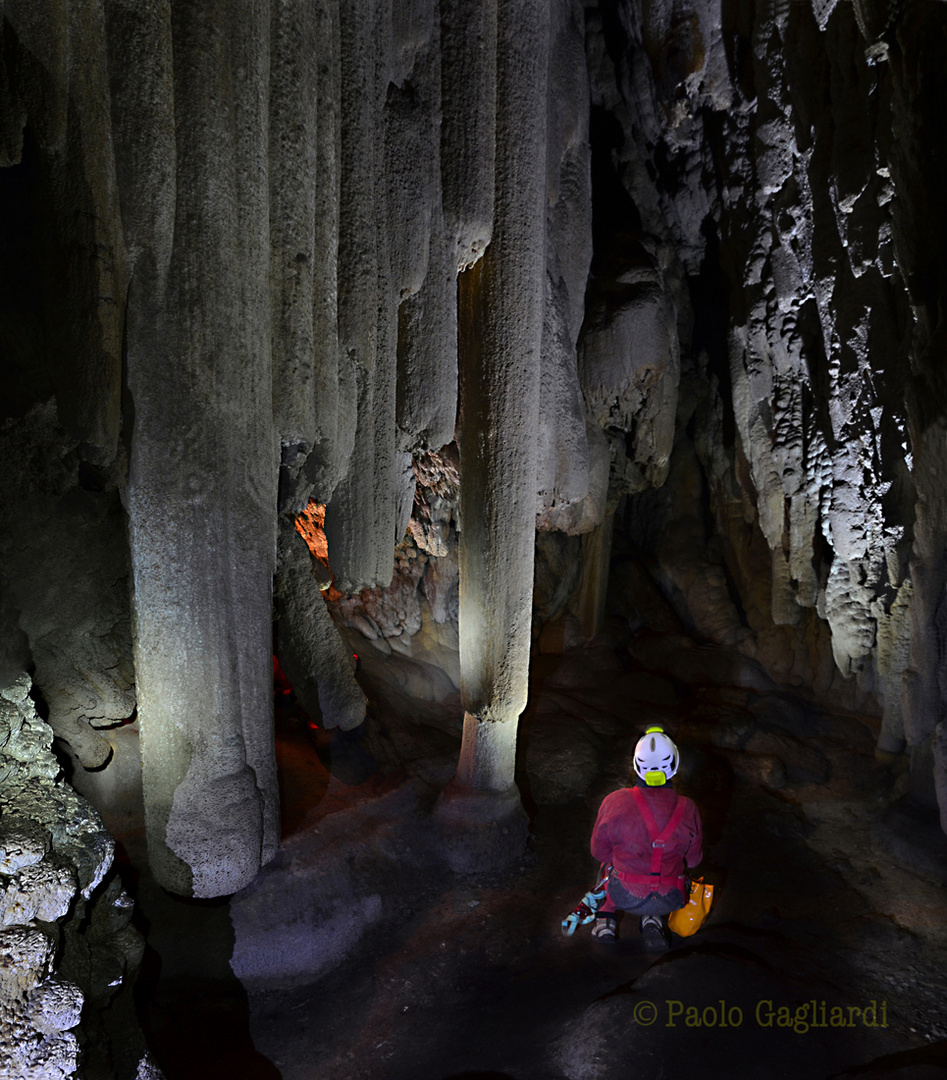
[600,786,636,808]
[676,791,702,818]
[604,785,637,800]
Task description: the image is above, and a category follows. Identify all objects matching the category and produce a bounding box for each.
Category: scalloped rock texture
[0,675,160,1080]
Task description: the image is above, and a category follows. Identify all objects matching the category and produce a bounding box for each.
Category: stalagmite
[437,0,550,872]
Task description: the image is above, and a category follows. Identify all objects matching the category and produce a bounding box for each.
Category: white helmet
[634,726,679,786]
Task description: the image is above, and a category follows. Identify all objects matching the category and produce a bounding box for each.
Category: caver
[589,727,703,952]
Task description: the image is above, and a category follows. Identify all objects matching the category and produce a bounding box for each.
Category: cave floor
[133,634,947,1080]
[244,804,947,1080]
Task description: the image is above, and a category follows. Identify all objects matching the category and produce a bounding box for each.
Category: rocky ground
[129,629,947,1080]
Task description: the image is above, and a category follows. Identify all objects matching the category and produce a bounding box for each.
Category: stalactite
[440,0,496,270]
[123,0,279,896]
[269,0,320,459]
[307,0,351,504]
[324,0,412,593]
[388,0,458,455]
[537,0,593,518]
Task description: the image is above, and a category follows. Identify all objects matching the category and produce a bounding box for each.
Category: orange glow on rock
[294,500,330,563]
[293,500,342,601]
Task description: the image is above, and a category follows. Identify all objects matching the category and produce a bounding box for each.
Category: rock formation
[0,674,157,1080]
[585,0,943,830]
[1,0,946,918]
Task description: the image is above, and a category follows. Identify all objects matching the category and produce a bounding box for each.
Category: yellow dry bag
[667,877,714,937]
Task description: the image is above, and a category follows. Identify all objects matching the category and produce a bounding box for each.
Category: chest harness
[610,787,688,893]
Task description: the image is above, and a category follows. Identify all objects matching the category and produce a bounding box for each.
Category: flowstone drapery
[0,0,599,891]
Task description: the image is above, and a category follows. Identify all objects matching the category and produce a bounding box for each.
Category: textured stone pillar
[441,0,496,270]
[121,0,279,897]
[269,0,320,455]
[269,0,351,508]
[437,0,549,872]
[323,0,415,593]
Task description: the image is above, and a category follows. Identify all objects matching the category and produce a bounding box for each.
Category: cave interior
[1,1,947,1078]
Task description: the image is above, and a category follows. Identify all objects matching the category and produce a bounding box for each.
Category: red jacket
[591,784,703,897]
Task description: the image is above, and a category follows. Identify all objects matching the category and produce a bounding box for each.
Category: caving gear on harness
[640,913,669,953]
[633,725,680,786]
[561,864,612,937]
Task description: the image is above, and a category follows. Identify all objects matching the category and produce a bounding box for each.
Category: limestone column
[121,0,279,897]
[437,0,549,871]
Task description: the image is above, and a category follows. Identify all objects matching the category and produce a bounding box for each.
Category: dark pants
[600,873,685,916]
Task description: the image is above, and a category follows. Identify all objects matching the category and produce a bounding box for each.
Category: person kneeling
[589,726,702,952]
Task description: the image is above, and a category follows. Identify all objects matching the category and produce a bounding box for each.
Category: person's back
[589,726,702,951]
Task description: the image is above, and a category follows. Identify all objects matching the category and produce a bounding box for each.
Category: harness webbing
[612,788,688,892]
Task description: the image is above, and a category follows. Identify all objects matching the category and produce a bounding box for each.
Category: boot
[640,913,669,953]
[591,914,618,941]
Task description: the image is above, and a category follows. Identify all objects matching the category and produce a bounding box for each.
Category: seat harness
[611,787,688,893]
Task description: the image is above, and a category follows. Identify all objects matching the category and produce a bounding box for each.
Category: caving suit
[590,780,703,916]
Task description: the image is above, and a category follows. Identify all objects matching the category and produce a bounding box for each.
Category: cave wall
[2,0,947,908]
[580,0,947,826]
